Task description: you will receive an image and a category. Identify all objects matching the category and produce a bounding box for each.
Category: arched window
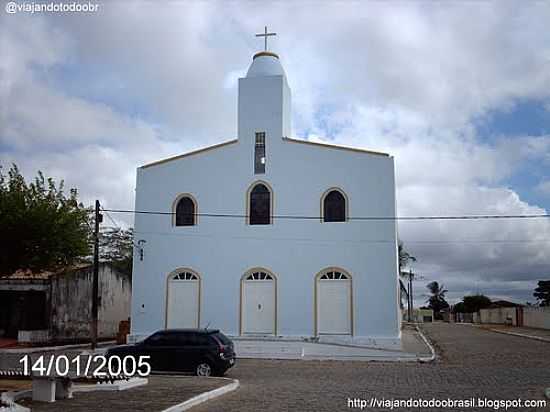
[319,270,349,280]
[171,271,199,280]
[175,196,196,226]
[323,189,347,222]
[245,271,274,280]
[249,183,271,225]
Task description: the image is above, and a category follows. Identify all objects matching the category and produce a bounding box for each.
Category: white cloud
[1,1,550,303]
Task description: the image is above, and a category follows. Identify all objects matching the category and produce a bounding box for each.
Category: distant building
[0,263,131,342]
[402,308,434,323]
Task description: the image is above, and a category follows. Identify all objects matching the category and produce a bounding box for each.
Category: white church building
[130,36,401,348]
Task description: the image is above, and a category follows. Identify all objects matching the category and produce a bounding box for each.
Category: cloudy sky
[1,0,550,305]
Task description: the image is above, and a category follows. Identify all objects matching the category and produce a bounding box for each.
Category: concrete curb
[161,378,239,412]
[415,325,436,363]
[1,389,32,412]
[488,329,550,343]
[73,377,149,392]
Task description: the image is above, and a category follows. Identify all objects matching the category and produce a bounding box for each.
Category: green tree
[463,294,492,313]
[452,301,465,313]
[426,281,450,315]
[534,280,550,307]
[99,226,133,277]
[0,164,91,275]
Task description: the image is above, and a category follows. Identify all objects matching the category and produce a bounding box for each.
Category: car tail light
[213,336,226,354]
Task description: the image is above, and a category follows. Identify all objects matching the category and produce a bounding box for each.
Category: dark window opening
[175,196,195,226]
[249,183,270,225]
[323,190,346,222]
[254,132,266,174]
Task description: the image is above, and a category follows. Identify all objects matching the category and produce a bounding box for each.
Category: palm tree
[426,281,449,317]
[398,240,416,272]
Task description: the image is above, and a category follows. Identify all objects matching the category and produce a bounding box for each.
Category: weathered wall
[98,265,132,337]
[479,307,518,325]
[523,306,550,330]
[50,266,93,339]
[50,264,131,339]
[401,308,434,323]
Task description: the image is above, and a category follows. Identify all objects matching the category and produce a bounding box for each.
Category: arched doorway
[241,268,277,334]
[315,268,352,335]
[166,269,200,328]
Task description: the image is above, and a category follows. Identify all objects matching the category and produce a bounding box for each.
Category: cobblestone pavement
[193,323,550,412]
[18,376,228,412]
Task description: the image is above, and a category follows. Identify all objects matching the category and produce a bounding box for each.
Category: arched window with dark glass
[249,183,271,225]
[323,189,346,222]
[175,196,196,226]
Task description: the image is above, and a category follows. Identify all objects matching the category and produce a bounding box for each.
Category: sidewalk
[17,376,231,412]
[233,325,433,361]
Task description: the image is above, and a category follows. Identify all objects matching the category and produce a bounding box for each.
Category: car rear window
[211,332,231,345]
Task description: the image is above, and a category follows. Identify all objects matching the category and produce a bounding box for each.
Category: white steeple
[246,51,286,78]
[238,29,291,149]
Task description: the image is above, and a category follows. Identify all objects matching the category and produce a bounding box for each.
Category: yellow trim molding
[313,267,354,336]
[164,267,202,329]
[141,139,238,169]
[239,267,278,336]
[253,51,279,60]
[283,137,389,157]
[245,180,274,225]
[320,187,349,223]
[172,193,199,227]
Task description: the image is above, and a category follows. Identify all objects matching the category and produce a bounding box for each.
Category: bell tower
[238,27,291,154]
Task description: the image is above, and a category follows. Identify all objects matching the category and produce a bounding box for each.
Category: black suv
[106,329,236,376]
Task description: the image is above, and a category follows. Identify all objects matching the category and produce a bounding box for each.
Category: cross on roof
[255,26,277,51]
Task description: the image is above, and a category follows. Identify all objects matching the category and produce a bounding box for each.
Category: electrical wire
[101,208,550,221]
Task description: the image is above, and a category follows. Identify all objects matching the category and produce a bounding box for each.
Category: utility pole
[91,200,102,350]
[408,269,414,322]
[406,275,411,322]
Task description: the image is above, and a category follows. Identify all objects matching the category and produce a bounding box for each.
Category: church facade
[130,48,401,348]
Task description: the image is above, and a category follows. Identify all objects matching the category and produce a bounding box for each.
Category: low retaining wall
[523,306,550,329]
[476,306,550,330]
[18,330,50,344]
[479,307,517,326]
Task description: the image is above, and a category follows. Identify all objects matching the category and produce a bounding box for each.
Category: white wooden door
[317,271,351,334]
[166,272,199,328]
[242,272,275,334]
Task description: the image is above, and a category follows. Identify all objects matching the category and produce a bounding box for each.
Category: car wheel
[195,362,212,377]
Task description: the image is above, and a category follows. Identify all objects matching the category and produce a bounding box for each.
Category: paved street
[3,323,550,411]
[194,323,550,412]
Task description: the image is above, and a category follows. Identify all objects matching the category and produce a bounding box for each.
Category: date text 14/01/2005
[19,355,151,377]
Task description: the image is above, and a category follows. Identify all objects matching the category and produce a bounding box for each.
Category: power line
[102,208,121,229]
[101,208,550,221]
[100,207,143,250]
[131,230,550,244]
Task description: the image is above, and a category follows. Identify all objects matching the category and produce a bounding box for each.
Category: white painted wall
[479,307,518,325]
[130,53,400,346]
[523,306,550,329]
